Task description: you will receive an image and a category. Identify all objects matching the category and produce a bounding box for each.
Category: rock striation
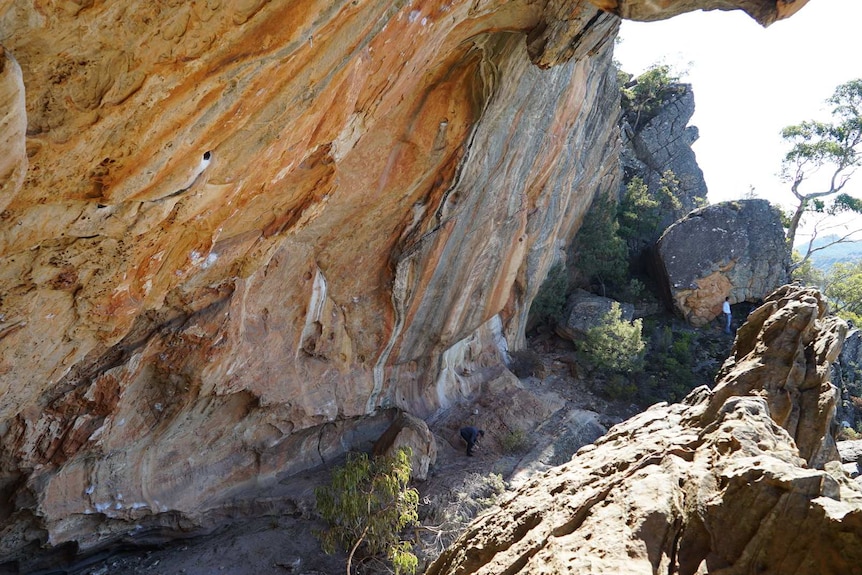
[428,286,860,574]
[0,0,811,565]
[655,199,790,326]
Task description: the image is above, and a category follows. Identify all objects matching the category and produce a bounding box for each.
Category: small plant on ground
[500,428,530,454]
[418,473,506,559]
[315,447,419,575]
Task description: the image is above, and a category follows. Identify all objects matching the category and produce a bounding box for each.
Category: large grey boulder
[654,199,789,326]
[555,289,634,342]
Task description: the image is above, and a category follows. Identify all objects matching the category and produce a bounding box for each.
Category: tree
[617,171,683,253]
[315,447,419,575]
[568,191,628,297]
[620,64,685,131]
[529,261,569,326]
[824,258,862,325]
[781,78,862,266]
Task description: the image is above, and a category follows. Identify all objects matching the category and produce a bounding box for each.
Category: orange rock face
[0,0,809,562]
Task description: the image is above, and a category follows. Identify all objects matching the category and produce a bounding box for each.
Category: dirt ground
[51,336,644,575]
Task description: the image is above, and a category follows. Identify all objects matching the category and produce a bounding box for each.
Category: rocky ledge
[428,285,861,574]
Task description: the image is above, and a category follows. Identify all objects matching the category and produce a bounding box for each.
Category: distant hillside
[796,235,862,270]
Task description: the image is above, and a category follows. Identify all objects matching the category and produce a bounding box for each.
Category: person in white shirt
[723,297,732,334]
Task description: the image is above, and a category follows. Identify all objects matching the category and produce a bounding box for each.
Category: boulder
[555,289,634,342]
[654,199,789,326]
[838,439,862,465]
[373,411,438,481]
[428,286,862,575]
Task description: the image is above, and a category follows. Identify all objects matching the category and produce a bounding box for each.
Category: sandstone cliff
[0,0,810,565]
[428,286,860,574]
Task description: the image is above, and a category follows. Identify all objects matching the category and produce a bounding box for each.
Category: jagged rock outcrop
[0,0,810,566]
[620,83,707,253]
[655,199,790,326]
[428,286,860,574]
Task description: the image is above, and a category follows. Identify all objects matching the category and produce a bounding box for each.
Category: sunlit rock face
[428,286,861,575]
[0,0,808,563]
[655,199,790,327]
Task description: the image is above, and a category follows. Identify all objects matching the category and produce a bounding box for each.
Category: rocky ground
[52,325,731,575]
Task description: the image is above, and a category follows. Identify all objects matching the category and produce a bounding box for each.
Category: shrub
[500,428,531,454]
[529,261,569,325]
[620,64,685,130]
[418,473,506,558]
[315,447,419,575]
[569,191,628,297]
[602,372,639,402]
[580,303,645,374]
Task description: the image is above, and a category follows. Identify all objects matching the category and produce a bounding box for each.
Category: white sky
[614,0,862,242]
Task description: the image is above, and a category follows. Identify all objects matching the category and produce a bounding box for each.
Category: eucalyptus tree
[781,78,862,268]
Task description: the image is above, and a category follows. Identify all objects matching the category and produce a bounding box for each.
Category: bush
[500,428,531,454]
[569,191,628,297]
[529,262,569,325]
[418,473,506,559]
[580,303,645,374]
[620,64,685,130]
[315,447,419,575]
[602,372,639,402]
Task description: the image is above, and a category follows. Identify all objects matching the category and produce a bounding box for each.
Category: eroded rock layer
[428,286,858,575]
[0,0,809,563]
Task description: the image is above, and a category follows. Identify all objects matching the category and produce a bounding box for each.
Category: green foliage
[620,64,685,130]
[602,372,638,401]
[825,258,862,324]
[569,191,628,297]
[791,250,825,286]
[580,303,645,374]
[781,78,862,249]
[618,171,683,251]
[315,447,419,575]
[500,428,530,454]
[530,262,569,325]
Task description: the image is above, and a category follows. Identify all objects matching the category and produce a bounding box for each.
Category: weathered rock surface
[0,0,810,566]
[555,288,634,342]
[596,0,809,23]
[373,410,438,481]
[621,84,707,250]
[428,285,859,574]
[655,199,790,326]
[0,47,26,214]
